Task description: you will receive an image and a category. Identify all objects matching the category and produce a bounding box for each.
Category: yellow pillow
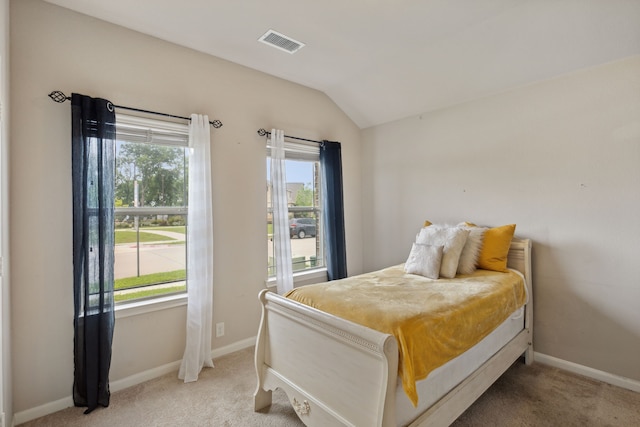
[423,220,432,227]
[476,224,516,272]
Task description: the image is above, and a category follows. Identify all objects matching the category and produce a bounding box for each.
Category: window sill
[265,268,328,291]
[115,292,187,319]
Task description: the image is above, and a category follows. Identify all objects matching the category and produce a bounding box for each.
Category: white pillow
[404,243,443,279]
[456,226,487,275]
[416,226,470,278]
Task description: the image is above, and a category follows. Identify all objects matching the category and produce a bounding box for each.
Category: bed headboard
[507,237,532,332]
[506,237,532,281]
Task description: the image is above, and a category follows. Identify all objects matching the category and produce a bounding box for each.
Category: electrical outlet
[216,322,225,337]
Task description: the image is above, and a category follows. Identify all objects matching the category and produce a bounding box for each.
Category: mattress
[395,306,525,426]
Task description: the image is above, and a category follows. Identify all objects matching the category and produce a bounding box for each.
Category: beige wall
[362,56,640,382]
[1,0,10,423]
[10,0,362,414]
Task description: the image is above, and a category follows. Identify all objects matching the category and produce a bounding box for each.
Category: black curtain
[320,140,347,280]
[71,93,116,413]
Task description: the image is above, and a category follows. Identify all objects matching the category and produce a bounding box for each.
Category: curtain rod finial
[48,91,70,103]
[257,128,269,137]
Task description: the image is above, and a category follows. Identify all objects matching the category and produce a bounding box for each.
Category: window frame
[114,114,190,306]
[266,139,327,287]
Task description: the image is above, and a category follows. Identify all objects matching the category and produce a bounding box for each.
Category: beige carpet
[20,347,640,426]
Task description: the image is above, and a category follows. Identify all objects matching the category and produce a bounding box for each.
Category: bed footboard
[254,289,398,426]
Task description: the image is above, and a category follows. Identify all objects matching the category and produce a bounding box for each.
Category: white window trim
[266,139,319,161]
[115,292,187,319]
[265,267,328,291]
[116,114,189,147]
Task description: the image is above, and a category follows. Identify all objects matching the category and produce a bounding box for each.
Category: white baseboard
[12,395,74,427]
[13,337,256,426]
[211,336,256,359]
[534,352,640,393]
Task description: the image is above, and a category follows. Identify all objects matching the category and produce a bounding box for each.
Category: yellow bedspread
[285,265,526,406]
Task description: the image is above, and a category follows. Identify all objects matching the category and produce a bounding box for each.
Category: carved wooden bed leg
[254,388,273,411]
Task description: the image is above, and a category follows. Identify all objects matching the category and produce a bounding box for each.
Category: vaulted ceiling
[43,0,640,128]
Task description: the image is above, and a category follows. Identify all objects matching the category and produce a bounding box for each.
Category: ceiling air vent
[258,29,305,54]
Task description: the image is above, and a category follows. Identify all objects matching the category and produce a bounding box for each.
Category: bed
[254,236,532,426]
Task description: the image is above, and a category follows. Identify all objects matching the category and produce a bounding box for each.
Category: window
[267,140,325,279]
[114,115,189,303]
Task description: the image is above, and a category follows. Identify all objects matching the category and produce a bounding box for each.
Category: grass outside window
[115,269,186,291]
[114,269,186,302]
[115,230,178,244]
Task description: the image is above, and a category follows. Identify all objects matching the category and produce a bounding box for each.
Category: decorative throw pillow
[416,226,470,278]
[404,243,443,279]
[476,224,516,272]
[456,225,487,275]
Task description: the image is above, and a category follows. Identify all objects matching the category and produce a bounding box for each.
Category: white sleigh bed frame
[254,238,533,426]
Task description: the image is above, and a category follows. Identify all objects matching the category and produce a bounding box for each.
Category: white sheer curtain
[270,129,294,294]
[179,114,214,382]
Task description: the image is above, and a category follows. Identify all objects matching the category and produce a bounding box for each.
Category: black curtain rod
[48,91,223,128]
[257,128,321,144]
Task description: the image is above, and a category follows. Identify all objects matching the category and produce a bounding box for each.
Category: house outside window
[114,115,189,303]
[267,139,325,280]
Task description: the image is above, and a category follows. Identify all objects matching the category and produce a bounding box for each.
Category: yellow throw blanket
[285,265,526,406]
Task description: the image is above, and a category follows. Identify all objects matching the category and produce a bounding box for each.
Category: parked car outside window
[289,218,316,239]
